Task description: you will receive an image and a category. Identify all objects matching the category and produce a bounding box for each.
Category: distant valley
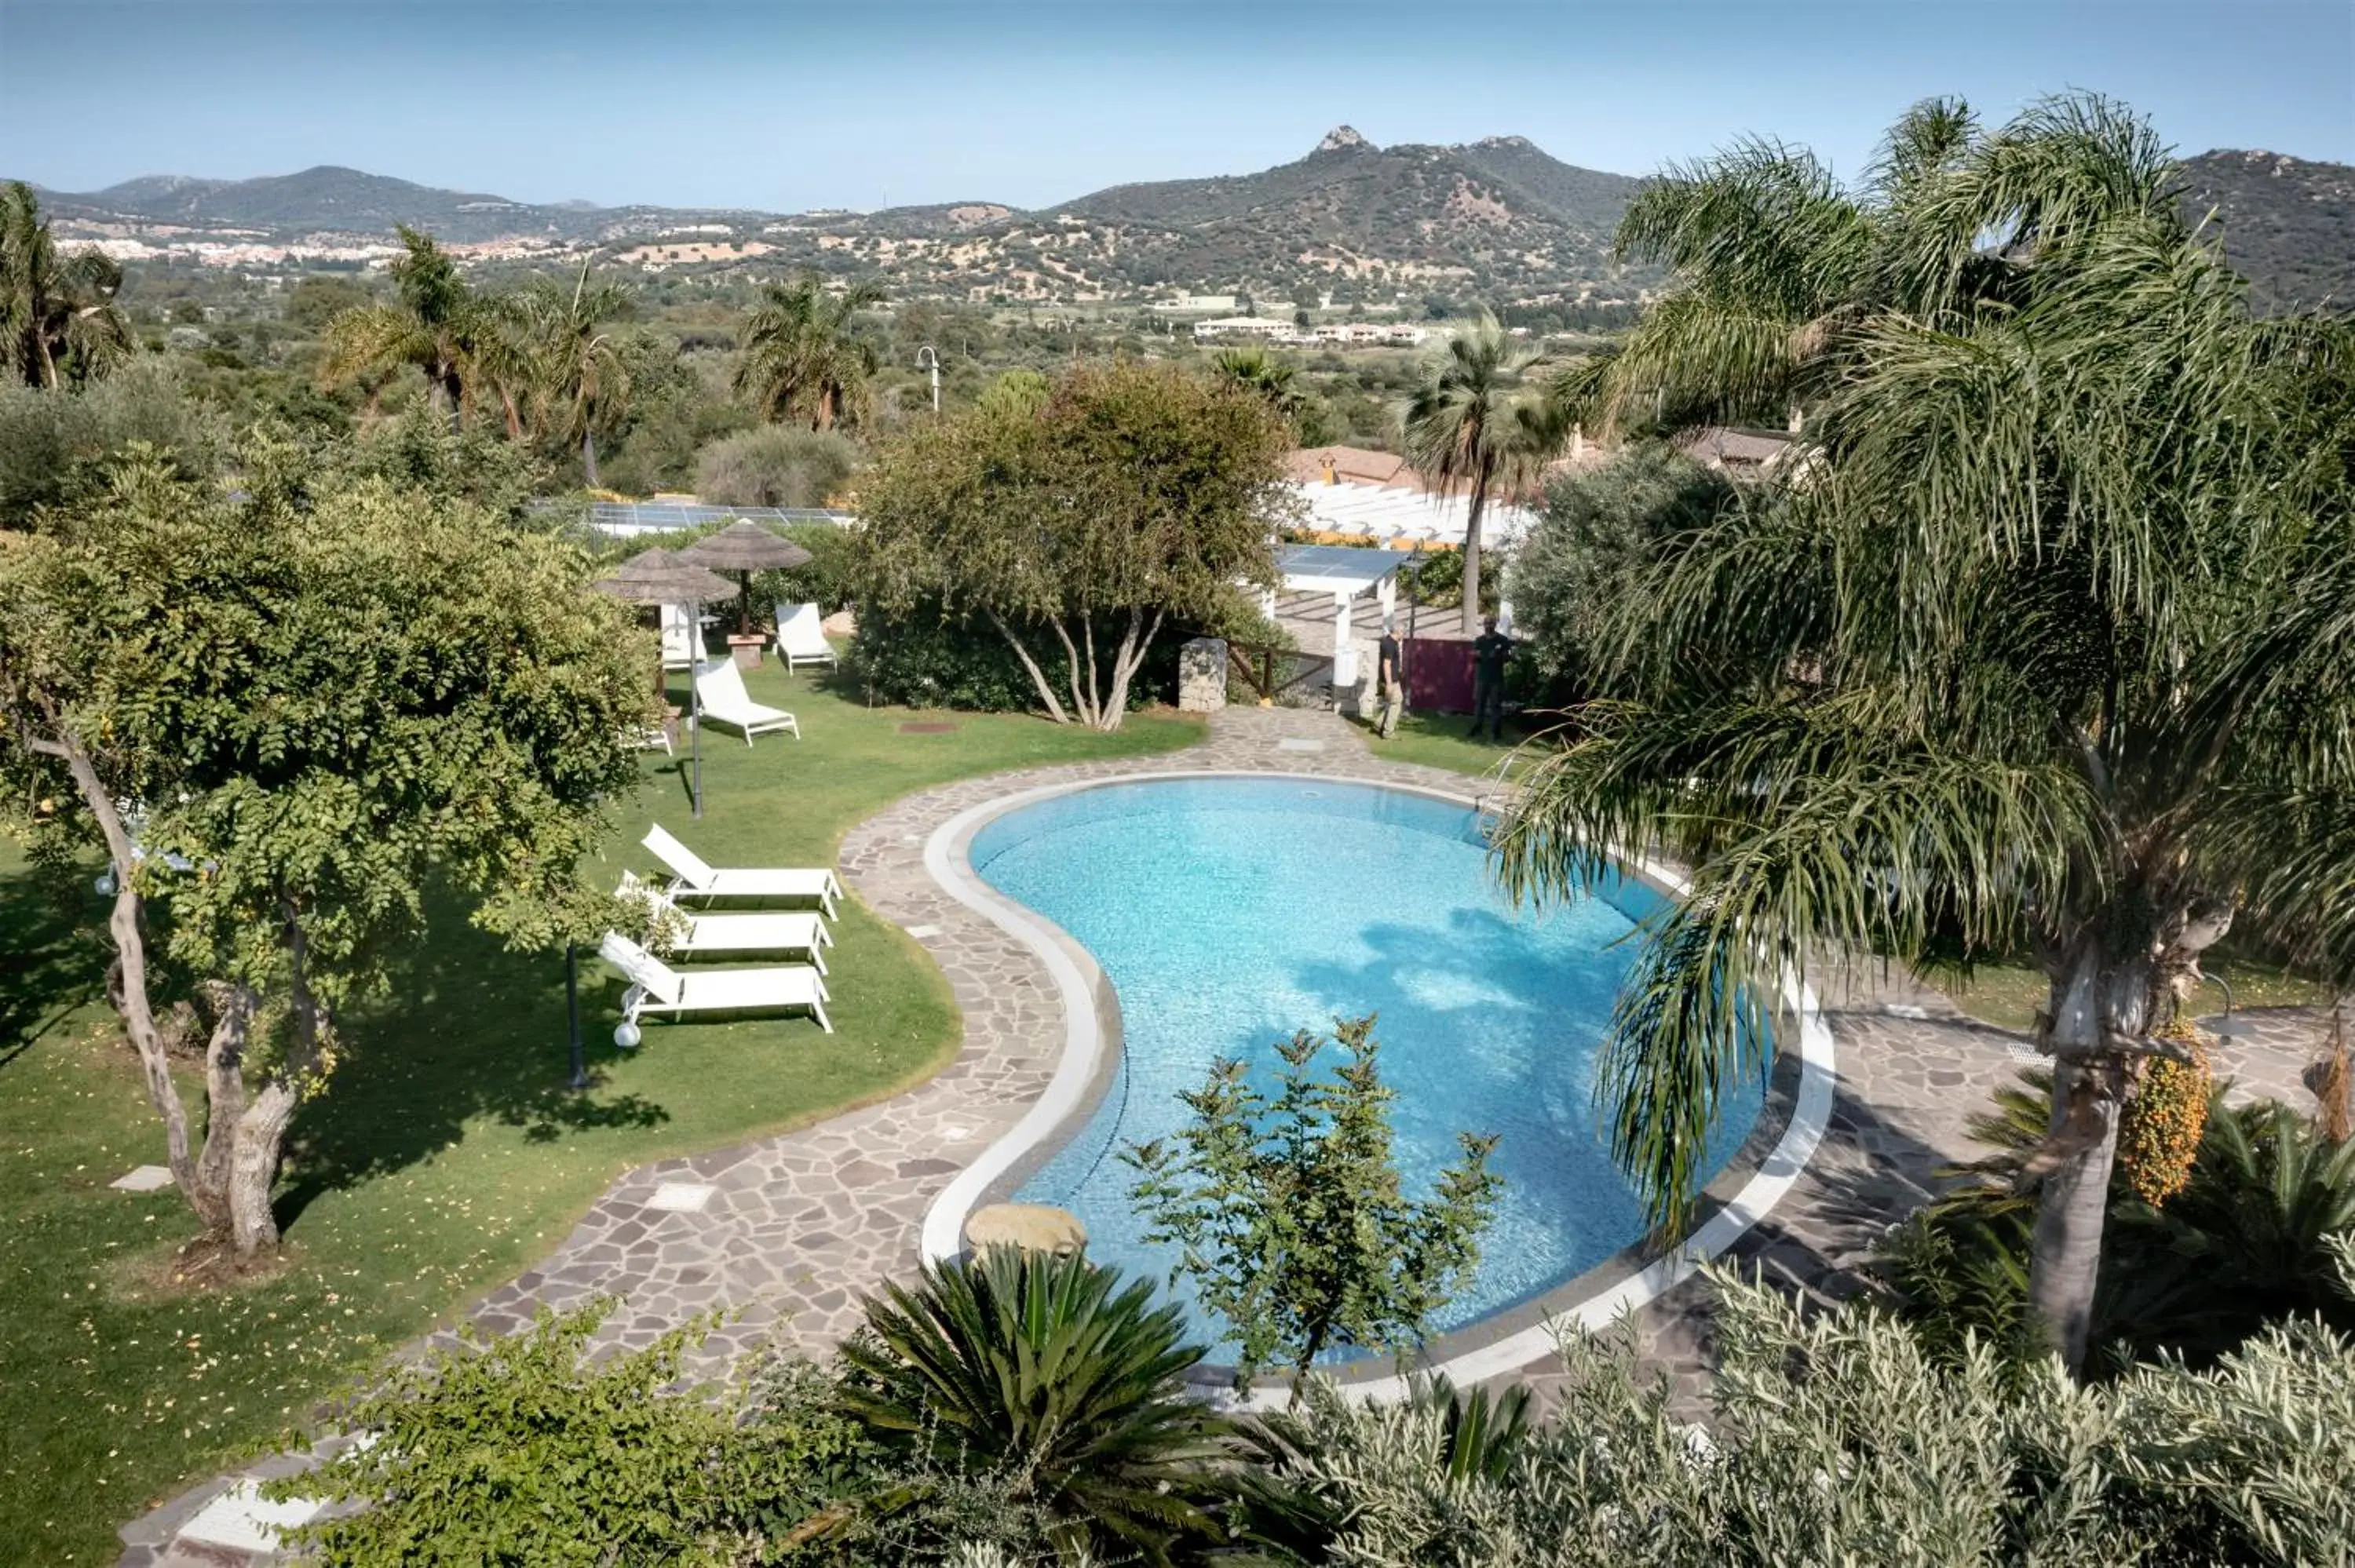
[19,133,2353,314]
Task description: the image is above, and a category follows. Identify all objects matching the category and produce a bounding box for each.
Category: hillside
[2178,149,2355,312]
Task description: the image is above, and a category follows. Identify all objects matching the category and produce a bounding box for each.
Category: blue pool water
[969,777,1764,1350]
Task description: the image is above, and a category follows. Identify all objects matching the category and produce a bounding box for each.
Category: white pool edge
[915,768,1837,1401]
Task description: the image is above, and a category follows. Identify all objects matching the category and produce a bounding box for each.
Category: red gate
[1404,637,1475,713]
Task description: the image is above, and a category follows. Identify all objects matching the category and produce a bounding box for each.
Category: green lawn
[1933,953,2338,1035]
[0,666,1200,1568]
[1349,710,1538,780]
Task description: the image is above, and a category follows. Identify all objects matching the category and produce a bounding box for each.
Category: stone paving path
[117,703,2336,1563]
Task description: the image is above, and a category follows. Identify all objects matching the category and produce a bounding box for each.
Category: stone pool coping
[913,767,1837,1400]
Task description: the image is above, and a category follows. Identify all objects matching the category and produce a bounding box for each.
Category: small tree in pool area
[1124,1015,1502,1397]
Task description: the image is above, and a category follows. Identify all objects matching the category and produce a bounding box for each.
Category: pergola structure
[1269,543,1410,691]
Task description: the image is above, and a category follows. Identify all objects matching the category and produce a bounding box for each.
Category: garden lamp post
[917,345,941,413]
[566,939,587,1088]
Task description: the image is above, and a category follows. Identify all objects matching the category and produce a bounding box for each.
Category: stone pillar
[1178,636,1228,713]
[1338,634,1379,717]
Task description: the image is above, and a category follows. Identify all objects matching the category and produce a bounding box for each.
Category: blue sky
[3,2,2349,210]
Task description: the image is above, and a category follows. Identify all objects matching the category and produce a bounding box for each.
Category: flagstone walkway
[116,702,2335,1564]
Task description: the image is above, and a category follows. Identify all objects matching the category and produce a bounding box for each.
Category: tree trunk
[226,1080,300,1257]
[1047,618,1098,728]
[191,985,257,1234]
[2024,939,2149,1371]
[1459,478,1488,637]
[984,609,1071,724]
[581,426,600,488]
[27,726,206,1226]
[1097,607,1163,733]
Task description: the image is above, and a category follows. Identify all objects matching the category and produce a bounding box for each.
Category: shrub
[1247,1262,2355,1566]
[694,425,861,509]
[279,1304,867,1566]
[0,359,226,523]
[834,1248,1229,1566]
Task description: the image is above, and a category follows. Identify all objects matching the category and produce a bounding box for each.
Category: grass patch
[1934,954,2337,1034]
[1350,709,1538,781]
[0,666,1199,1566]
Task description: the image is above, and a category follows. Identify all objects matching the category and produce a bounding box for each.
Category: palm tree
[319,225,498,432]
[1402,312,1553,635]
[835,1247,1229,1564]
[515,257,633,486]
[733,272,884,432]
[1,181,133,388]
[1492,95,2355,1373]
[1210,344,1305,422]
[1589,94,2179,434]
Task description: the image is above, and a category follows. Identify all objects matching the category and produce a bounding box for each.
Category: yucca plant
[835,1247,1229,1566]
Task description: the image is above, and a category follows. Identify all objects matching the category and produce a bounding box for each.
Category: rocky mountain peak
[1315,126,1373,154]
[1472,135,1535,151]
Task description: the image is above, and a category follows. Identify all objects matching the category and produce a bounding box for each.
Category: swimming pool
[965,775,1766,1352]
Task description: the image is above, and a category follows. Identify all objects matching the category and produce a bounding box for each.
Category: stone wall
[1178,636,1227,713]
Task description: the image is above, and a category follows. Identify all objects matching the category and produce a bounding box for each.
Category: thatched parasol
[592,549,737,820]
[677,520,813,635]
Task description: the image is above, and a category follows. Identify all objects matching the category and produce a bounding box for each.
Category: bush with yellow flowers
[2118,1022,2212,1206]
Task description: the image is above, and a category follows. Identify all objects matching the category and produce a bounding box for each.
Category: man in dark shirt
[1469,616,1512,742]
[1376,621,1404,738]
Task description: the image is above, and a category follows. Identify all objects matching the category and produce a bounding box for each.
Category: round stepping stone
[964,1202,1088,1256]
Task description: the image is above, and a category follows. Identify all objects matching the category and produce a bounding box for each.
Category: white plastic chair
[659,603,700,671]
[642,823,842,915]
[773,601,840,671]
[691,658,798,743]
[598,931,832,1033]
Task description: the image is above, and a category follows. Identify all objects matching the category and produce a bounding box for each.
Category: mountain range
[23,133,2353,312]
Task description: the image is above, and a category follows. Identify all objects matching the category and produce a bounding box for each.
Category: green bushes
[693,425,861,509]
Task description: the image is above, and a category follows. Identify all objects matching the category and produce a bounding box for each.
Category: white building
[1192,315,1294,341]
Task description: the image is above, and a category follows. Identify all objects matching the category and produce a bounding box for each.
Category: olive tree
[856,360,1294,730]
[0,440,653,1259]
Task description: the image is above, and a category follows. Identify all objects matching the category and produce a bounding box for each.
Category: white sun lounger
[643,823,842,916]
[774,601,841,671]
[599,932,832,1033]
[659,603,702,672]
[617,871,832,973]
[692,658,799,743]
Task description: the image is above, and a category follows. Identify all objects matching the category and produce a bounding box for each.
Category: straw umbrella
[677,518,813,640]
[592,549,736,821]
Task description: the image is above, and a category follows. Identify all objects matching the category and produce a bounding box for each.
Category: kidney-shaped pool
[966,775,1765,1351]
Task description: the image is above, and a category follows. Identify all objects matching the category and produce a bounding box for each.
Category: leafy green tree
[692,425,860,509]
[1494,96,2355,1369]
[1403,312,1558,635]
[1125,1016,1502,1395]
[510,257,634,486]
[0,443,652,1257]
[734,272,885,432]
[0,181,132,388]
[1247,1258,2355,1566]
[319,226,504,432]
[835,1247,1230,1566]
[856,360,1292,730]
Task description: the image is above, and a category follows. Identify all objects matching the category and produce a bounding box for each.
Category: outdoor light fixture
[917,345,941,413]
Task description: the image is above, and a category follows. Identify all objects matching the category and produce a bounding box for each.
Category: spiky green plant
[734,272,885,432]
[834,1247,1229,1566]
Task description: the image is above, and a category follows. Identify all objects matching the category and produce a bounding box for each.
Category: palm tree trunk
[582,428,600,488]
[1459,479,1488,637]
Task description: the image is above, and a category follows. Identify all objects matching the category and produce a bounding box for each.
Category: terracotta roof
[1284,445,1434,494]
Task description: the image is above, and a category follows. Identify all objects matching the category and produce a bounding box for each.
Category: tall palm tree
[1494,95,2355,1373]
[1403,312,1553,635]
[1,181,133,388]
[319,225,498,432]
[732,272,883,431]
[515,257,633,486]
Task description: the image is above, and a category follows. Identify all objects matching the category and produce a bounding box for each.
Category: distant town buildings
[1192,316,1428,348]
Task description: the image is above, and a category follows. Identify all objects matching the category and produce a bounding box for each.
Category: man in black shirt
[1376,621,1404,738]
[1469,616,1512,742]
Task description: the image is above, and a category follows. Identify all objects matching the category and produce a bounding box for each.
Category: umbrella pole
[688,596,704,819]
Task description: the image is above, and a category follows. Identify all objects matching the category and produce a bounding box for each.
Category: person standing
[1469,615,1513,742]
[1376,619,1404,739]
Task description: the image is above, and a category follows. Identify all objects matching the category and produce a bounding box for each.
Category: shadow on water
[0,863,113,1073]
[273,887,668,1232]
